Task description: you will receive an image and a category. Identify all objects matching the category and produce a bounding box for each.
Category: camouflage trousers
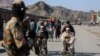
[34,38,48,55]
[3,43,30,56]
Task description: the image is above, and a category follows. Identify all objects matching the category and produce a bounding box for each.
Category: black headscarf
[12,1,26,21]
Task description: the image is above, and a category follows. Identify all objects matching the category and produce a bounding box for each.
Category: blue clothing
[36,21,41,33]
[30,21,37,31]
[30,22,34,30]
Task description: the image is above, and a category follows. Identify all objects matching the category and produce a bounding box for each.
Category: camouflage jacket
[3,17,26,49]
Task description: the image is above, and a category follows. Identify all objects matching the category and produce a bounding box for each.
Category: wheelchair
[62,36,75,56]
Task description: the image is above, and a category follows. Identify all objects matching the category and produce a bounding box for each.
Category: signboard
[97,11,100,23]
[92,14,96,22]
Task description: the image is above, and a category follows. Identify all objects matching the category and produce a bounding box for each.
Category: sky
[23,0,100,12]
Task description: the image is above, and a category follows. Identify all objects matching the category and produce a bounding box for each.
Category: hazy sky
[23,0,100,12]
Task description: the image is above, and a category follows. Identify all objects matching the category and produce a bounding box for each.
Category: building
[0,8,48,23]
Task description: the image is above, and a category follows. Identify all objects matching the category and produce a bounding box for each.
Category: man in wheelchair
[60,24,75,55]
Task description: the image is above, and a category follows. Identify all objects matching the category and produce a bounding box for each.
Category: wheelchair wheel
[62,50,74,56]
[39,45,47,56]
[67,48,75,56]
[71,47,75,56]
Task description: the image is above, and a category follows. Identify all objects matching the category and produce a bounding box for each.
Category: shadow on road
[49,40,61,42]
[0,49,5,53]
[48,51,62,56]
[48,51,100,56]
[75,52,100,56]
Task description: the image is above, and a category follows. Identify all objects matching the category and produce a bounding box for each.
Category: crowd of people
[2,0,75,56]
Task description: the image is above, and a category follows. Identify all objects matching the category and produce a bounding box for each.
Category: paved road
[74,25,100,56]
[0,25,100,56]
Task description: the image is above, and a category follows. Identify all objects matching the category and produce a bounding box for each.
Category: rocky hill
[0,0,95,23]
[0,0,13,10]
[27,1,94,23]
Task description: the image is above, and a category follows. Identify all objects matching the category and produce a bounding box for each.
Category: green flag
[97,11,100,23]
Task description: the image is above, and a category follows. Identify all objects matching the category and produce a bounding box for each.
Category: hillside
[0,0,13,10]
[0,0,95,23]
[27,1,93,23]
